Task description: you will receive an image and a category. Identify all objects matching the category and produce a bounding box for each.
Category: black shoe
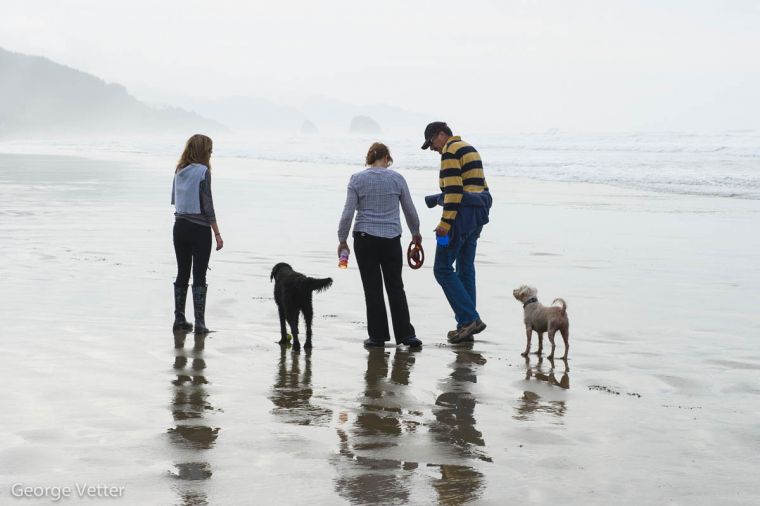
[401,336,423,348]
[363,339,385,348]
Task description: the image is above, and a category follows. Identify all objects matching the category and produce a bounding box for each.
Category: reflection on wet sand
[524,356,570,389]
[514,356,569,421]
[429,344,489,505]
[269,345,332,426]
[334,348,420,504]
[167,331,219,506]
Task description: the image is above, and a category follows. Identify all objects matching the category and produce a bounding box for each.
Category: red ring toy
[407,242,424,269]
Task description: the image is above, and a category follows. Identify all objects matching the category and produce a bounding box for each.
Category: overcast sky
[2,0,759,132]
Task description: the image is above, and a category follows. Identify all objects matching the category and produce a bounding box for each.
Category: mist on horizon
[1,0,760,135]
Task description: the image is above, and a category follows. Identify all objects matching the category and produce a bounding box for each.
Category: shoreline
[2,130,758,202]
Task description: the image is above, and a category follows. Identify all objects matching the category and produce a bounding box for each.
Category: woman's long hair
[176,134,213,173]
[365,142,393,167]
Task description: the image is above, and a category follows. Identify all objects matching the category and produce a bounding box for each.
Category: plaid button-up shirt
[338,168,420,242]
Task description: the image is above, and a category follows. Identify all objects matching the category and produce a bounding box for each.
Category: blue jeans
[433,225,482,326]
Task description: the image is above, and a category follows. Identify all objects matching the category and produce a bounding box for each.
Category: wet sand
[1,151,759,505]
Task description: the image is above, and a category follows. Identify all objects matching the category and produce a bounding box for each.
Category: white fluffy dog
[512,285,570,360]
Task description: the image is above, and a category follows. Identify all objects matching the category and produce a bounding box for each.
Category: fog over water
[2,0,760,133]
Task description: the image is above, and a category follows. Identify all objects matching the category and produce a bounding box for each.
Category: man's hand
[412,233,422,245]
[434,226,448,237]
[337,241,350,255]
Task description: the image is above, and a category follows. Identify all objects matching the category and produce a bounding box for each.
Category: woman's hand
[215,233,224,251]
[337,241,350,255]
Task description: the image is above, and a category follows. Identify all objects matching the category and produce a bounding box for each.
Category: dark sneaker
[449,333,474,344]
[363,339,385,348]
[448,320,479,344]
[401,336,423,348]
[447,319,486,342]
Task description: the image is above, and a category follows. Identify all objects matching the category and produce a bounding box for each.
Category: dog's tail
[552,298,567,314]
[307,277,333,293]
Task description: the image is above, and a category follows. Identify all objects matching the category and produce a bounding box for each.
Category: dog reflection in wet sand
[515,356,570,421]
[524,355,570,389]
[512,285,569,360]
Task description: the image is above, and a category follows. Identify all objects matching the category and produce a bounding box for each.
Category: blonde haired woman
[337,142,422,348]
[171,134,223,333]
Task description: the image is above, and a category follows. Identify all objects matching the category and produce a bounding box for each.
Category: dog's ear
[270,264,280,282]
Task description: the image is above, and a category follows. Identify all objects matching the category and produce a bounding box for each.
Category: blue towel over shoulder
[425,190,492,243]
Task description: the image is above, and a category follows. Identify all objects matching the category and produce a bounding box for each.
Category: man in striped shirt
[422,121,492,344]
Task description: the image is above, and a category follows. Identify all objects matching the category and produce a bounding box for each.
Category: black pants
[353,232,415,343]
[173,219,212,287]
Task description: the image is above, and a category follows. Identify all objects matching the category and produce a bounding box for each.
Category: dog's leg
[276,302,289,344]
[535,332,544,355]
[547,328,557,360]
[521,326,532,357]
[287,309,301,351]
[560,324,569,360]
[303,304,314,349]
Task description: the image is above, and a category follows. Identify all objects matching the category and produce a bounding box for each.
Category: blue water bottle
[436,234,449,247]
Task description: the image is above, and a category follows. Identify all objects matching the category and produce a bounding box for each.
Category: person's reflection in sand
[167,331,219,506]
[269,344,332,426]
[515,356,569,421]
[333,348,420,504]
[429,344,489,504]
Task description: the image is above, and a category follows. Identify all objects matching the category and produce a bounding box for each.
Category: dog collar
[523,297,538,308]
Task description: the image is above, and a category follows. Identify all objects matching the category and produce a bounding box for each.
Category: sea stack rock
[349,115,381,134]
[300,120,318,134]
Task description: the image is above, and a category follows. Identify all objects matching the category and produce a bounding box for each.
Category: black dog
[270,262,333,350]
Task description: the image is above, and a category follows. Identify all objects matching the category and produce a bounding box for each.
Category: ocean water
[1,129,758,199]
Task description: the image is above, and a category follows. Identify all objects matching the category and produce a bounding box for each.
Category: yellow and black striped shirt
[438,136,488,232]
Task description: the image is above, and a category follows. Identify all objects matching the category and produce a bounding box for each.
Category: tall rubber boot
[173,283,193,331]
[192,284,210,334]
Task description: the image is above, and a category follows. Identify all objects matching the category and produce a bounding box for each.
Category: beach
[1,150,759,505]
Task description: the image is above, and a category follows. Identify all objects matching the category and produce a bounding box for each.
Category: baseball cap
[421,121,449,149]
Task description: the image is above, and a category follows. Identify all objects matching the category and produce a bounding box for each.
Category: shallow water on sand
[1,152,759,505]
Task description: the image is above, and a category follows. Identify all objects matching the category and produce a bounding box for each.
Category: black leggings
[173,219,212,287]
[353,232,415,343]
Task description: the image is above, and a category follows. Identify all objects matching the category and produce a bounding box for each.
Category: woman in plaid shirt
[337,143,423,348]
